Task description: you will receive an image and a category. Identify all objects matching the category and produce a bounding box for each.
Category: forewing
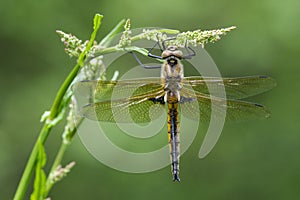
[79,87,166,123]
[182,76,276,99]
[72,77,163,101]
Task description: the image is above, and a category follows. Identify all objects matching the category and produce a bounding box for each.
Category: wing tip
[259,75,277,88]
[254,103,272,119]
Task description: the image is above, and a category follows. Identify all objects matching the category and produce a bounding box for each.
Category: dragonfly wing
[182,76,276,99]
[180,89,271,122]
[72,77,163,101]
[79,89,166,123]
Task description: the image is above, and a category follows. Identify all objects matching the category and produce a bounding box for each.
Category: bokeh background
[1,0,299,199]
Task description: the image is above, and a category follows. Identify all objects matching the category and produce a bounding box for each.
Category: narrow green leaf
[30,142,47,200]
[77,13,102,66]
[93,14,103,31]
[157,29,180,34]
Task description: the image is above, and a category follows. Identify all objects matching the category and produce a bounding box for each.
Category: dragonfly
[73,39,276,182]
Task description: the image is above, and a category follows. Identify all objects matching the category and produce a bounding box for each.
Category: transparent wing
[182,76,276,99]
[72,77,163,101]
[78,81,166,123]
[180,88,271,122]
[74,76,273,123]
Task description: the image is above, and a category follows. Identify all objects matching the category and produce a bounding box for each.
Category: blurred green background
[1,0,299,199]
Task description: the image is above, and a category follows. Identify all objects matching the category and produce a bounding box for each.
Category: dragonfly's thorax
[161,46,184,101]
[162,71,183,101]
[162,60,183,93]
[167,56,178,67]
[163,57,183,76]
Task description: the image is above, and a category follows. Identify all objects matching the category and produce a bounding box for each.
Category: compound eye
[173,50,183,59]
[162,50,172,59]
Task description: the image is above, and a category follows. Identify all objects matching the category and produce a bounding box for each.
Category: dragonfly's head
[162,46,183,60]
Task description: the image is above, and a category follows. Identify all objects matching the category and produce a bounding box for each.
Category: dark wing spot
[254,103,264,107]
[259,75,268,78]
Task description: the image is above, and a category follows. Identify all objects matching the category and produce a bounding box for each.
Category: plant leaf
[30,142,47,200]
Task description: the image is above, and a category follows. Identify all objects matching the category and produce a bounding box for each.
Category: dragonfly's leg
[148,40,164,59]
[182,40,196,59]
[149,35,177,58]
[162,37,177,50]
[155,33,164,53]
[129,51,161,69]
[148,96,165,104]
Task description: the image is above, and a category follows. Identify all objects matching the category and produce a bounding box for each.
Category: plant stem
[44,118,83,195]
[49,63,82,119]
[44,142,68,194]
[14,58,82,200]
[13,14,103,200]
[13,125,51,200]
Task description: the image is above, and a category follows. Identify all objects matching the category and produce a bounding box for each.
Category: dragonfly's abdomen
[167,98,180,182]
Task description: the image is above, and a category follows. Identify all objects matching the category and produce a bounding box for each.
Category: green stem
[49,64,81,119]
[44,118,83,195]
[14,58,82,200]
[49,14,103,119]
[13,14,102,200]
[44,142,68,194]
[13,125,51,200]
